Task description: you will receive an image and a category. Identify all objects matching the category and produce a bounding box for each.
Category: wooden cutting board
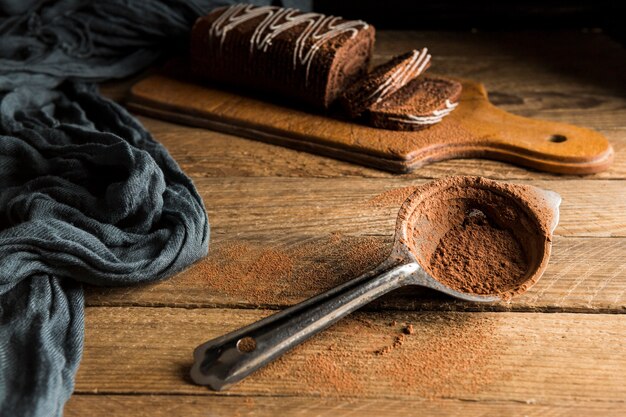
[127,72,613,174]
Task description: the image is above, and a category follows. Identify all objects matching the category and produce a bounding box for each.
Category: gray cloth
[0,0,310,416]
[0,80,210,416]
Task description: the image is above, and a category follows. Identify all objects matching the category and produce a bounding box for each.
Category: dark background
[314,1,626,45]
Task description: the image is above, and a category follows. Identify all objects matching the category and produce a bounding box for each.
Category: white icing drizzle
[208,5,369,84]
[367,48,431,104]
[387,99,459,125]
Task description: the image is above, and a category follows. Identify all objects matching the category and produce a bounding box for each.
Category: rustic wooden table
[65,31,626,416]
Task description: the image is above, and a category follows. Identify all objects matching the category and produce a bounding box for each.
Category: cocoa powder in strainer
[428,209,528,295]
[403,176,552,299]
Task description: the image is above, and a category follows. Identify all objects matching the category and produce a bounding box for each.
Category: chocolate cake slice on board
[368,75,462,131]
[340,49,432,118]
[190,4,376,109]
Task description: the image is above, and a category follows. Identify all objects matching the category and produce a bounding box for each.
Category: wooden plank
[85,177,626,311]
[423,60,626,130]
[84,236,626,312]
[415,62,626,130]
[188,178,624,238]
[64,394,626,417]
[74,307,626,406]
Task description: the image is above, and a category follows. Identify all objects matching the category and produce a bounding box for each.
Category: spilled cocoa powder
[249,312,502,398]
[366,185,417,208]
[187,233,391,305]
[297,353,364,396]
[374,333,406,356]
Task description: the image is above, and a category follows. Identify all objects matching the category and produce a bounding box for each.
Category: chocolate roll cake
[340,49,431,118]
[368,75,462,131]
[191,4,375,109]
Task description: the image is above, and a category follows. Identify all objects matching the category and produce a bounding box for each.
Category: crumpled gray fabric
[0,1,311,416]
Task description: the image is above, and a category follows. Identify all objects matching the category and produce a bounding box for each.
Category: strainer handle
[190,261,418,390]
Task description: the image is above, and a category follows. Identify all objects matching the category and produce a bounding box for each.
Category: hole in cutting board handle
[237,337,257,353]
[548,134,567,143]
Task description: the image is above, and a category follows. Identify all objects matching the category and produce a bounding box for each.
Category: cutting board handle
[417,81,614,174]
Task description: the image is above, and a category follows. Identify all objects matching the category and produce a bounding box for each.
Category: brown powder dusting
[378,314,499,398]
[428,210,528,295]
[374,334,405,356]
[366,186,417,208]
[185,177,552,399]
[294,354,364,396]
[186,234,391,306]
[250,312,501,399]
[189,243,296,304]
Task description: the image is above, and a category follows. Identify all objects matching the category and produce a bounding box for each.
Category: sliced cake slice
[368,74,462,131]
[339,48,431,118]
